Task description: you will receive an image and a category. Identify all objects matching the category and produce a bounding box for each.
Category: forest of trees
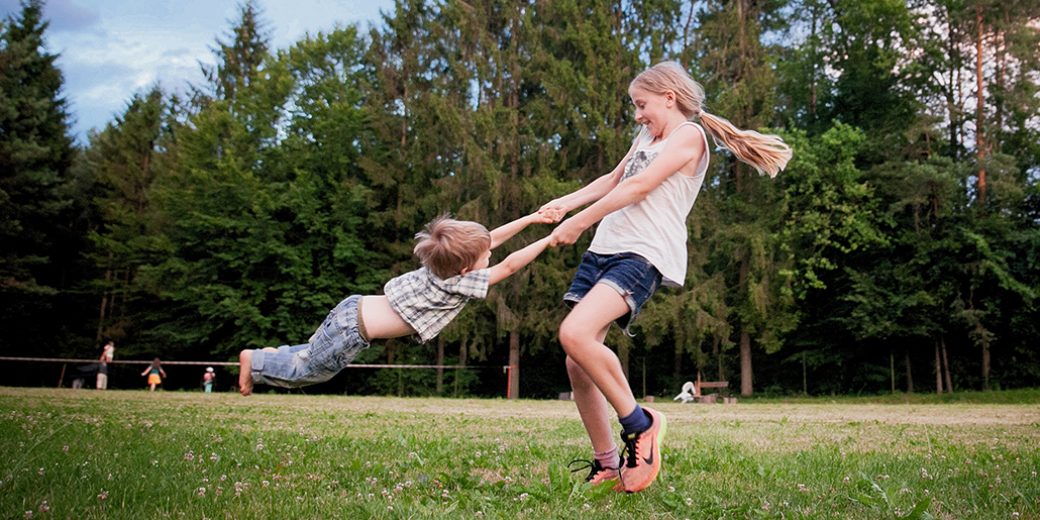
[1,0,1037,397]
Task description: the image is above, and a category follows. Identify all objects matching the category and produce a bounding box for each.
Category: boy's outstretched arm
[488,236,552,286]
[489,211,559,250]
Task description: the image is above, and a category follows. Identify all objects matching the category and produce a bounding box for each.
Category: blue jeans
[563,251,662,335]
[250,295,370,388]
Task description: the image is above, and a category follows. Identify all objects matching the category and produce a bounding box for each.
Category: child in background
[238,210,560,396]
[141,358,166,392]
[202,367,215,393]
[96,340,115,390]
[542,61,792,493]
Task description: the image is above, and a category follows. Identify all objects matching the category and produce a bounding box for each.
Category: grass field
[1,388,1038,519]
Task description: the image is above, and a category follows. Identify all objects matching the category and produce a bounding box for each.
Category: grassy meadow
[1,387,1038,519]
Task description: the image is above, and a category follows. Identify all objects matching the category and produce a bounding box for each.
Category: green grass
[746,387,1040,405]
[1,388,1038,519]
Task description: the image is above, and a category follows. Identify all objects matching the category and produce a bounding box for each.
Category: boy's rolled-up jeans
[250,295,370,388]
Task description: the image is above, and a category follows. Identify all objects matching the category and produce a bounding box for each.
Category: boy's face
[465,247,492,273]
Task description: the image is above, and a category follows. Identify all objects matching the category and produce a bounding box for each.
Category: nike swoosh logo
[642,435,656,465]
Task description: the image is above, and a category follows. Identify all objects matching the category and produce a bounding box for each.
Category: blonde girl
[542,61,791,493]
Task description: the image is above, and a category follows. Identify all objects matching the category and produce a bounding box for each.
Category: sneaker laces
[620,431,641,468]
[568,458,606,482]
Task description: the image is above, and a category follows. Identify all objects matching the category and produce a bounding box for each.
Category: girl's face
[629,85,676,137]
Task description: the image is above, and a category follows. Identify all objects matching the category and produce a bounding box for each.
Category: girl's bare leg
[560,283,638,445]
[566,349,616,453]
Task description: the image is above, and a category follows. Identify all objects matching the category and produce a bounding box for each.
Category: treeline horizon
[1,0,1038,398]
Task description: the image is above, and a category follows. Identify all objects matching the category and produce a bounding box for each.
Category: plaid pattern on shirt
[384,267,491,343]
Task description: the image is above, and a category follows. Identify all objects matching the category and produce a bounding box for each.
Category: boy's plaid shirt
[383,267,490,343]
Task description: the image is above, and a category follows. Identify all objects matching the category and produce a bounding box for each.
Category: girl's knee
[558,320,587,352]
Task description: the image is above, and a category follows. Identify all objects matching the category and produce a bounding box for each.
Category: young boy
[238,211,559,395]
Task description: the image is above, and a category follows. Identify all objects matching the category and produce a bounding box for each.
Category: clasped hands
[537,201,587,247]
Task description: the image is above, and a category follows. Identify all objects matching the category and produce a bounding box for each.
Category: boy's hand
[536,207,565,223]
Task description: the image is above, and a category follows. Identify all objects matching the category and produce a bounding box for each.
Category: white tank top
[588,121,709,287]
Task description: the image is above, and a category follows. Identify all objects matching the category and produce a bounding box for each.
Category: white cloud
[2,0,394,141]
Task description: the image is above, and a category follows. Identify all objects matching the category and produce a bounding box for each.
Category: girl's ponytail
[630,61,792,178]
[699,111,792,178]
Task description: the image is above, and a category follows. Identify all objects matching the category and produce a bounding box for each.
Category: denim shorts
[250,295,370,388]
[563,251,662,335]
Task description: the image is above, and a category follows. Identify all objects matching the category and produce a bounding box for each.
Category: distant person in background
[202,367,215,393]
[96,340,115,390]
[141,358,166,391]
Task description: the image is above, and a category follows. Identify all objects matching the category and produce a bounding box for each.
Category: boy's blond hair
[414,214,491,279]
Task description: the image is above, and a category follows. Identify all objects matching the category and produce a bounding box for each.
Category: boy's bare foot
[238,350,254,396]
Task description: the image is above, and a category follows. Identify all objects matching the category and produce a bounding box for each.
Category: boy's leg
[239,346,297,396]
[238,350,254,396]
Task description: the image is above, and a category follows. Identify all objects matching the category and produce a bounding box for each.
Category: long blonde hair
[630,61,792,178]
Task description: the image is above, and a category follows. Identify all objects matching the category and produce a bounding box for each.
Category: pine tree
[198,0,270,105]
[144,3,292,357]
[83,87,167,350]
[692,0,790,396]
[0,0,77,354]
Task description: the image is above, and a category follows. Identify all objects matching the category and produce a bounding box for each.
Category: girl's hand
[550,217,587,246]
[539,199,567,219]
[535,207,564,223]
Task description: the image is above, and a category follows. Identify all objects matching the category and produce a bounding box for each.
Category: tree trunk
[120,268,130,320]
[740,331,753,396]
[713,336,724,382]
[508,329,520,400]
[934,340,944,394]
[904,350,914,393]
[95,266,112,345]
[672,342,684,386]
[941,335,953,393]
[809,1,818,122]
[435,336,444,395]
[975,4,987,204]
[802,350,808,395]
[994,22,1005,136]
[738,251,753,396]
[982,342,991,391]
[456,340,468,397]
[890,350,896,394]
[945,5,960,159]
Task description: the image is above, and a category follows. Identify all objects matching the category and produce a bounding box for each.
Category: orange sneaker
[615,407,667,493]
[569,457,621,486]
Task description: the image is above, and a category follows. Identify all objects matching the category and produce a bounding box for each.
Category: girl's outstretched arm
[551,124,705,246]
[540,134,642,215]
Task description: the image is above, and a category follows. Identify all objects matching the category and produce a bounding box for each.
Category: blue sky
[1,0,395,142]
